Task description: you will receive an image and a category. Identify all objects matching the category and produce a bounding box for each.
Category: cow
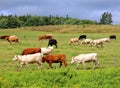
[81,38,93,46]
[79,35,87,40]
[5,35,19,44]
[68,38,79,45]
[42,54,67,68]
[38,34,53,41]
[13,53,43,69]
[99,38,110,43]
[0,35,10,39]
[22,47,41,55]
[48,39,57,48]
[109,35,116,40]
[92,39,103,48]
[71,53,100,69]
[41,46,54,55]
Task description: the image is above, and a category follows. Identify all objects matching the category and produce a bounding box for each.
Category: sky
[0,0,120,24]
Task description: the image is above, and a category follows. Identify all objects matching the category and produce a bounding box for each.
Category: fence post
[114,57,117,68]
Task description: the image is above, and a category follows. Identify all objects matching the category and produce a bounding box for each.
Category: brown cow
[22,48,41,55]
[0,35,10,39]
[38,34,53,40]
[5,35,19,44]
[42,54,67,68]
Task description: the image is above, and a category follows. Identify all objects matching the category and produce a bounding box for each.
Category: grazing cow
[22,47,41,55]
[5,35,19,44]
[42,54,67,68]
[0,35,10,39]
[100,38,110,43]
[48,39,57,48]
[41,46,54,55]
[71,53,100,69]
[13,53,43,69]
[81,39,93,46]
[38,34,53,40]
[68,38,79,45]
[92,39,103,48]
[109,35,116,40]
[79,35,87,40]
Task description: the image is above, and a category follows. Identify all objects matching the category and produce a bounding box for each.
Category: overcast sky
[0,0,120,24]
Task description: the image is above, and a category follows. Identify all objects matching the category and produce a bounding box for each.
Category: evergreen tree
[99,12,113,24]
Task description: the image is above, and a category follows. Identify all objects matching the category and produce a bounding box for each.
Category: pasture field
[0,25,120,88]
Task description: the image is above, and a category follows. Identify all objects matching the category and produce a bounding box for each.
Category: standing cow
[71,53,100,69]
[48,39,58,48]
[79,35,87,40]
[42,54,67,68]
[109,35,116,40]
[13,53,43,69]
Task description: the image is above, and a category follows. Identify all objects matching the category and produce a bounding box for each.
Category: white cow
[92,39,103,48]
[99,38,110,43]
[71,53,100,69]
[41,46,53,55]
[13,53,43,69]
[81,39,93,46]
[68,38,79,45]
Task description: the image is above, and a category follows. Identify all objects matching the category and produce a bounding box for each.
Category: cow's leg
[82,61,86,69]
[37,62,42,69]
[63,61,67,67]
[60,62,62,67]
[49,61,53,68]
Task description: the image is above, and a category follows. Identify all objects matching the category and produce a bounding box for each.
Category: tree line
[0,12,112,29]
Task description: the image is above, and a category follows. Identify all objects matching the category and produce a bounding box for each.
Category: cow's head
[13,55,19,61]
[70,57,75,64]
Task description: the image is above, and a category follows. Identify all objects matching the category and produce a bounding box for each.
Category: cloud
[0,0,120,24]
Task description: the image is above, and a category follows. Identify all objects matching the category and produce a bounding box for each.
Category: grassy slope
[0,25,120,87]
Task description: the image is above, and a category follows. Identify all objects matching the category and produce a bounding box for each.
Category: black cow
[48,39,58,48]
[79,35,87,40]
[109,35,116,40]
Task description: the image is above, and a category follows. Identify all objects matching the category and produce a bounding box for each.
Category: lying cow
[42,54,67,68]
[0,35,10,39]
[13,53,43,69]
[5,35,19,44]
[71,53,100,69]
[38,34,53,40]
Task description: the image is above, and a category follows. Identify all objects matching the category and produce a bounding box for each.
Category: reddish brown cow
[6,35,19,44]
[22,48,41,55]
[38,34,53,40]
[0,35,10,39]
[42,54,67,68]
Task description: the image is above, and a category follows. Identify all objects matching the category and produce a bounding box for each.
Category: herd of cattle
[0,34,116,69]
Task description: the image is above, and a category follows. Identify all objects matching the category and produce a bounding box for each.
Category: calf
[13,53,43,69]
[42,54,67,68]
[71,53,100,69]
[48,39,57,48]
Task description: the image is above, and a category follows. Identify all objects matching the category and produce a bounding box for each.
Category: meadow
[0,25,120,88]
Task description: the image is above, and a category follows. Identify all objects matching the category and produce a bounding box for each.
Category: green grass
[0,25,120,88]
